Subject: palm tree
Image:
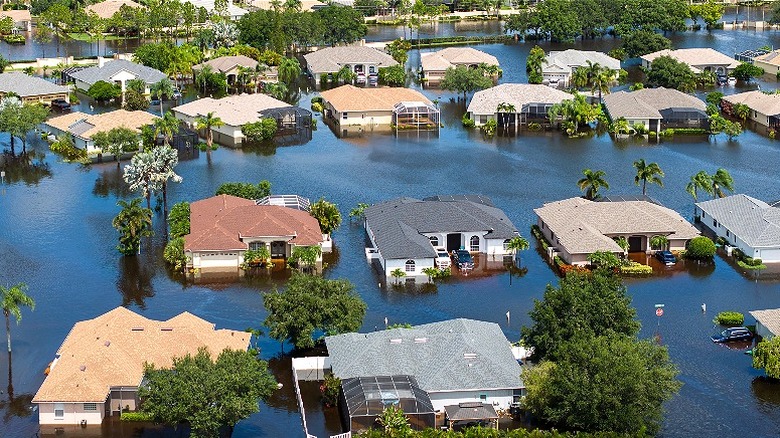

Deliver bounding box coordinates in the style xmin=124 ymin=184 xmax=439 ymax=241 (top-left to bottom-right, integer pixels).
xmin=0 ymin=283 xmax=35 ymax=353
xmin=153 ymin=111 xmax=180 ymax=149
xmin=496 ymin=102 xmax=516 ymax=132
xmin=571 ymin=67 xmax=589 ymax=89
xmin=590 ymin=68 xmax=613 ymax=102
xmin=710 ymin=168 xmax=735 ymax=198
xmin=685 ymin=170 xmax=713 ymax=201
xmin=112 ymin=198 xmax=153 ymax=255
xmin=611 ymin=117 xmax=631 ymax=137
xmin=506 ymin=235 xmax=530 ymax=266
xmin=577 ymin=168 xmax=609 ymax=200
xmin=633 ymin=159 xmax=664 ymax=196
xmin=150 ymin=79 xmax=175 ymax=115
xmin=390 ymin=268 xmax=406 ymax=285
xmin=194 ymin=112 xmax=225 ymax=159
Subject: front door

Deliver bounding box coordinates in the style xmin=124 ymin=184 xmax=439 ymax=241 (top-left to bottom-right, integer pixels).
xmin=628 ymin=236 xmax=643 ymax=252
xmin=446 ymin=233 xmax=461 ymax=252
xmin=271 ymin=241 xmax=286 ymax=258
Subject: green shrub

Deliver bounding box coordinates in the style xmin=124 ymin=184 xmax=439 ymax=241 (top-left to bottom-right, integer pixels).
xmin=531 ymin=225 xmax=551 ymax=250
xmin=311 ymin=101 xmax=324 ymax=113
xmin=168 ymin=201 xmax=190 ymax=239
xmin=241 ymin=118 xmax=277 ymax=143
xmin=714 ymin=311 xmax=744 ymax=326
xmin=737 ymin=259 xmax=766 ymax=270
xmin=619 ymin=261 xmax=653 ymax=276
xmin=163 ymin=237 xmax=187 ymax=271
xmin=461 ymin=112 xmax=475 ymax=128
xmin=120 ymin=411 xmax=153 ymax=422
xmin=686 ymin=236 xmax=716 ymax=260
xmin=527 ymin=122 xmax=542 ymax=131
xmin=480 ymin=118 xmax=497 ymax=137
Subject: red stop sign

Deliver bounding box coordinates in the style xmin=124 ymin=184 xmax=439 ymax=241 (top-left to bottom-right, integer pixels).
xmin=656 ymin=308 xmax=664 ymax=317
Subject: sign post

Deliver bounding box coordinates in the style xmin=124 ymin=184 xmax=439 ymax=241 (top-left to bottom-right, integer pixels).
xmin=655 ymin=304 xmax=665 ymax=334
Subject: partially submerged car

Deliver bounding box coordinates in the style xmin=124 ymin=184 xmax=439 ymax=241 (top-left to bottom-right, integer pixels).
xmin=452 ymin=249 xmax=474 ymax=272
xmin=434 ymin=246 xmax=451 ymax=269
xmin=711 ymin=327 xmax=753 ymax=343
xmin=655 ymin=250 xmax=677 ymax=265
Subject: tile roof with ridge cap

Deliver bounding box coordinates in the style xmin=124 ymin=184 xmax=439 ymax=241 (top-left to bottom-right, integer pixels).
xmin=192 ymin=55 xmax=258 ymax=74
xmin=534 ymin=197 xmax=700 ymax=255
xmin=69 ymin=59 xmax=167 ymax=86
xmin=603 ymin=87 xmax=706 ymax=120
xmin=85 ymin=0 xmax=143 ymax=19
xmin=750 ymin=308 xmax=780 ymax=337
xmin=32 ymin=307 xmax=250 ymax=403
xmin=695 ymin=194 xmax=780 ymax=247
xmin=303 ymin=46 xmax=397 ymax=75
xmin=46 ymin=110 xmax=159 ymax=140
xmin=171 ymin=94 xmax=293 ymax=127
xmin=320 ymin=85 xmax=432 ymax=113
xmin=0 ymin=9 xmax=31 ymax=22
xmin=0 ymin=72 xmax=69 ymax=98
xmin=754 ymin=49 xmax=780 ymax=66
xmin=420 ymin=47 xmax=499 ymax=72
xmin=466 ymin=83 xmax=571 ymax=115
xmin=542 ymin=49 xmax=621 ymax=73
xmin=723 ymin=91 xmax=780 ymax=117
xmin=640 ymin=48 xmax=739 ymax=73
xmin=184 ymin=194 xmax=324 ymax=252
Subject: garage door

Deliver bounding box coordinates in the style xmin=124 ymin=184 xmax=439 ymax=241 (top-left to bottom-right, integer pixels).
xmin=759 ymin=249 xmax=780 ymax=263
xmin=197 ymin=252 xmax=240 ymax=268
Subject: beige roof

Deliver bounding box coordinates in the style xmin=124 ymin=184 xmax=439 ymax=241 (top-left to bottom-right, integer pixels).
xmin=0 ymin=9 xmax=31 ymax=22
xmin=534 ymin=197 xmax=700 ymax=255
xmin=603 ymin=87 xmax=706 ymax=120
xmin=46 ymin=110 xmax=159 ymax=140
xmin=33 ymin=307 xmax=250 ymax=403
xmin=754 ymin=50 xmax=780 ymax=67
xmin=192 ymin=55 xmax=258 ymax=74
xmin=172 ymin=94 xmax=290 ymax=127
xmin=303 ymin=46 xmax=397 ymax=75
xmin=640 ymin=48 xmax=739 ymax=73
xmin=320 ymin=84 xmax=431 ymax=112
xmin=542 ymin=49 xmax=621 ymax=74
xmin=467 ymin=83 xmax=571 ymax=115
xmin=420 ymin=47 xmax=499 ymax=72
xmin=750 ymin=308 xmax=780 ymax=336
xmin=85 ymin=0 xmax=143 ymax=19
xmin=251 ymin=0 xmax=323 ymax=9
xmin=723 ymin=90 xmax=780 ymax=117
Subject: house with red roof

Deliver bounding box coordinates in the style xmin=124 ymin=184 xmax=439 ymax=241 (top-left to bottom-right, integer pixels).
xmin=184 ymin=194 xmax=327 ymax=269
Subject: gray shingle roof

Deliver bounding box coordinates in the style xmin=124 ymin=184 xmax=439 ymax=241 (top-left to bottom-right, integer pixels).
xmin=603 ymin=87 xmax=706 ymax=120
xmin=0 ymin=72 xmax=69 ymax=98
xmin=466 ymin=83 xmax=571 ymax=115
xmin=696 ymin=194 xmax=780 ymax=247
xmin=444 ymin=403 xmax=498 ymax=421
xmin=303 ymin=46 xmax=397 ymax=75
xmin=326 ymin=319 xmax=524 ymax=393
xmin=364 ymin=197 xmax=518 ymax=259
xmin=69 ymin=59 xmax=167 ymax=86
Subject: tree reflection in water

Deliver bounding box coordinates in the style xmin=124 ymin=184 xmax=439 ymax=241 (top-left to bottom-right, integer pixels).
xmin=751 ymin=376 xmax=780 ymax=416
xmin=0 ymin=150 xmax=52 ymax=186
xmin=116 ymin=255 xmax=155 ymax=309
xmin=93 ymin=167 xmax=132 ymax=198
xmin=0 ymin=352 xmax=34 ymax=423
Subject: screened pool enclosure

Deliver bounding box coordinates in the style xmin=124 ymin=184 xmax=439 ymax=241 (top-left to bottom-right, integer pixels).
xmin=340 ymin=375 xmax=435 ymax=433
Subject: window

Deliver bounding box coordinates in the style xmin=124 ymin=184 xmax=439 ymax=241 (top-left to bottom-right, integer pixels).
xmin=726 ymin=230 xmax=730 ymax=238
xmin=429 ymin=236 xmax=439 ymax=246
xmin=479 ymin=394 xmax=487 ymax=401
xmin=470 ymin=236 xmax=480 ymax=252
xmin=503 ymin=239 xmax=511 ymax=251
xmin=342 ymin=112 xmax=348 ymax=120
xmin=249 ymin=242 xmax=265 ymax=251
xmin=713 ymin=220 xmax=719 ymax=228
xmin=702 ymin=212 xmax=706 ymax=218
xmin=405 ymin=260 xmax=415 ymax=273
xmin=54 ymin=403 xmax=64 ymax=419
xmin=83 ymin=403 xmax=97 ymax=411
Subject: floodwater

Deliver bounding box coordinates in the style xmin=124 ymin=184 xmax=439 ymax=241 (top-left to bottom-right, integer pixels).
xmin=2 ymin=27 xmax=780 ymax=438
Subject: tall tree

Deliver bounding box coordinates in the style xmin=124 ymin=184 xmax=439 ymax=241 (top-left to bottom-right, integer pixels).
xmin=710 ymin=168 xmax=735 ymax=198
xmin=526 ymin=45 xmax=546 ymax=84
xmin=112 ymin=198 xmax=154 ymax=255
xmin=310 ymin=197 xmax=342 ymax=236
xmin=277 ymin=56 xmax=301 ymax=86
xmin=153 ymin=111 xmax=181 ymax=148
xmin=633 ymin=159 xmax=664 ymax=195
xmin=263 ymin=274 xmax=367 ymax=349
xmin=2 ymin=103 xmax=49 ymax=155
xmin=440 ymin=65 xmax=493 ymax=100
xmin=685 ymin=170 xmax=713 ymax=201
xmin=194 ymin=112 xmax=225 ymax=159
xmin=0 ymin=283 xmax=35 ymax=353
xmin=150 ymin=79 xmax=175 ymax=115
xmin=124 ymin=150 xmax=161 ymax=210
xmin=92 ymin=127 xmax=139 ymax=168
xmin=577 ymin=168 xmax=609 ymax=200
xmin=150 ymin=145 xmax=182 ymax=217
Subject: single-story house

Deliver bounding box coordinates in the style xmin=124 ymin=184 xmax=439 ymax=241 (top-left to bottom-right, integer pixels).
xmin=602 ymin=87 xmax=709 ymax=134
xmin=363 ymin=195 xmax=518 ymax=278
xmin=32 ymin=307 xmax=250 ymax=427
xmin=46 ymin=109 xmax=159 ymax=152
xmin=191 ymin=55 xmax=277 ymax=84
xmin=749 ymin=308 xmax=780 ymax=340
xmin=325 ymin=318 xmax=524 ymax=433
xmin=185 ymin=0 xmax=247 ymax=19
xmin=695 ymin=194 xmax=780 ymax=263
xmin=304 ymin=46 xmax=397 ymax=86
xmin=640 ymin=48 xmax=739 ymax=75
xmin=320 ymin=84 xmax=439 ymax=136
xmin=184 ymin=194 xmax=328 ymax=270
xmin=722 ymin=90 xmax=780 ymax=129
xmin=420 ymin=47 xmax=499 ymax=85
xmin=0 ymin=9 xmax=32 ymax=32
xmin=171 ymin=93 xmax=312 ymax=147
xmin=68 ymin=58 xmax=167 ymax=94
xmin=753 ymin=49 xmax=780 ymax=76
xmin=85 ymin=0 xmax=144 ymax=19
xmin=534 ymin=196 xmax=700 ymax=266
xmin=541 ymin=49 xmax=621 ymax=88
xmin=0 ymin=72 xmax=69 ymax=105
xmin=466 ymin=83 xmax=571 ymax=130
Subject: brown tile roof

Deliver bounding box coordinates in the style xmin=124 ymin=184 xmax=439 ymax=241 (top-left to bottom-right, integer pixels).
xmin=85 ymin=0 xmax=143 ymax=19
xmin=172 ymin=94 xmax=290 ymax=127
xmin=46 ymin=110 xmax=159 ymax=140
xmin=722 ymin=90 xmax=780 ymax=117
xmin=184 ymin=194 xmax=324 ymax=252
xmin=754 ymin=49 xmax=780 ymax=67
xmin=192 ymin=55 xmax=258 ymax=74
xmin=750 ymin=308 xmax=780 ymax=337
xmin=32 ymin=307 xmax=250 ymax=403
xmin=0 ymin=9 xmax=31 ymax=22
xmin=420 ymin=47 xmax=499 ymax=72
xmin=320 ymin=85 xmax=431 ymax=113
xmin=534 ymin=197 xmax=700 ymax=255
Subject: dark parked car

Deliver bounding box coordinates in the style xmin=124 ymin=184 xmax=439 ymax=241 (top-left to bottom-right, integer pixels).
xmin=711 ymin=327 xmax=753 ymax=343
xmin=452 ymin=249 xmax=474 ymax=271
xmin=50 ymin=98 xmax=71 ymax=110
xmin=655 ymin=250 xmax=677 ymax=265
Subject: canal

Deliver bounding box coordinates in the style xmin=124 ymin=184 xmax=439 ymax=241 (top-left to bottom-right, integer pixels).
xmin=1 ymin=27 xmax=780 ymax=438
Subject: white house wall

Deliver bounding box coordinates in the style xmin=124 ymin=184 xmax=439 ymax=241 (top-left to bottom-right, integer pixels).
xmin=428 ymin=389 xmax=518 ymax=412
xmin=696 ymin=208 xmax=768 ymax=260
xmin=38 ymin=401 xmax=105 ymax=425
xmin=384 ymin=257 xmax=436 ymax=277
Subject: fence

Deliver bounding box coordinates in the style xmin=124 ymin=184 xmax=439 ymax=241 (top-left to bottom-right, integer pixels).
xmin=291 ymin=356 xmax=337 ymax=438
